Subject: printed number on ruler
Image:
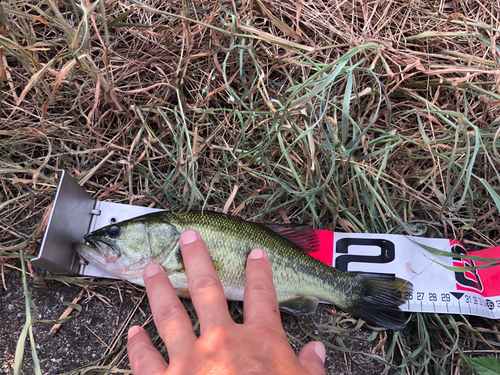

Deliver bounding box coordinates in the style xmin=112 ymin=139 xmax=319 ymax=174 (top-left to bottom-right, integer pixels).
xmin=335 ymin=238 xmax=395 ymax=274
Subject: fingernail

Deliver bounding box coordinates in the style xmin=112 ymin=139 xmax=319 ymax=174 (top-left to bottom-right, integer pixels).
xmin=180 ymin=230 xmax=198 ymax=245
xmin=314 ymin=341 xmax=326 ymax=363
xmin=128 ymin=326 xmax=141 ymax=339
xmin=144 ymin=264 xmax=161 ymax=278
xmin=249 ymin=248 xmax=265 ymax=259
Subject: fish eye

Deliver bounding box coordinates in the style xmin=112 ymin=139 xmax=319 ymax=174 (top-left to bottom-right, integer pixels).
xmin=106 ymin=225 xmax=121 ymax=238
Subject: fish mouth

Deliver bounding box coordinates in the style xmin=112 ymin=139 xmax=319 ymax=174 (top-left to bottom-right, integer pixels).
xmin=74 ymin=242 xmax=97 ymax=257
xmin=74 ymin=237 xmax=149 ymax=283
xmin=74 ymin=241 xmax=104 ymax=267
xmin=76 ymin=236 xmax=120 ymax=264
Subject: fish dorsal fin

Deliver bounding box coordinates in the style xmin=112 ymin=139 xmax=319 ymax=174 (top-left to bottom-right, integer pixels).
xmin=279 ymin=296 xmax=319 ymax=315
xmin=258 ymin=223 xmax=319 ymax=252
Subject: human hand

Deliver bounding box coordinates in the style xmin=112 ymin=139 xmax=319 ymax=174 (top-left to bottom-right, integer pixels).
xmin=127 ymin=229 xmax=326 ymax=375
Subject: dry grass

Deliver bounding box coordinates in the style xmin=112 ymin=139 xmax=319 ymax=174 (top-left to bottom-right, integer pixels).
xmin=1 ymin=0 xmax=500 ymax=373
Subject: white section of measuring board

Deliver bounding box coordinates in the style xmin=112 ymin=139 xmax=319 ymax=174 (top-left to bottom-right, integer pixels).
xmin=89 ymin=201 xmax=165 ymax=232
xmin=331 ymin=232 xmax=500 ymax=318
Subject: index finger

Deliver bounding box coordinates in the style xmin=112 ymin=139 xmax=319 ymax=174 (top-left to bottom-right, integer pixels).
xmin=180 ymin=230 xmax=232 ymax=333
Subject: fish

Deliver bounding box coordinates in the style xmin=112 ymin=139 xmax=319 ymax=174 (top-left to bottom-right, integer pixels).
xmin=74 ymin=210 xmax=413 ymax=330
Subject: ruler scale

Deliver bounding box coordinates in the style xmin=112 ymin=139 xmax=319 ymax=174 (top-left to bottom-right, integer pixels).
xmin=310 ymin=231 xmax=500 ymax=319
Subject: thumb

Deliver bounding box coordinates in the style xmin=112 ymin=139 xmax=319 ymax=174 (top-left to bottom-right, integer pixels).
xmin=297 ymin=341 xmax=326 ymax=375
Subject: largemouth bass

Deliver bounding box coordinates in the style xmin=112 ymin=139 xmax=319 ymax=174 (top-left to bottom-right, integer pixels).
xmin=74 ymin=211 xmax=413 ymax=330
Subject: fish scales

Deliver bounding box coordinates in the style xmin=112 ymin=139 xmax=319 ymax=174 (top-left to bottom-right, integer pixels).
xmin=75 ymin=211 xmax=413 ymax=330
xmin=162 ymin=212 xmax=343 ymax=304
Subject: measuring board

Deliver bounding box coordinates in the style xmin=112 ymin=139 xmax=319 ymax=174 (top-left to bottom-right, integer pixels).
xmin=33 ymin=170 xmax=500 ymax=320
xmin=310 ymin=231 xmax=500 ymax=319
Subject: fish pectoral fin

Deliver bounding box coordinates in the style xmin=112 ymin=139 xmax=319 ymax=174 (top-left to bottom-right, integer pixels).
xmin=175 ymin=288 xmax=191 ymax=299
xmin=278 ymin=296 xmax=319 ymax=315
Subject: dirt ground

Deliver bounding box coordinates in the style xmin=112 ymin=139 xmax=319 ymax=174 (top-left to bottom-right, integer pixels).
xmin=1 ymin=259 xmax=395 ymax=375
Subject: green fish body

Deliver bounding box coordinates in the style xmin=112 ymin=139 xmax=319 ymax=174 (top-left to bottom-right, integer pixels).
xmin=74 ymin=211 xmax=412 ymax=330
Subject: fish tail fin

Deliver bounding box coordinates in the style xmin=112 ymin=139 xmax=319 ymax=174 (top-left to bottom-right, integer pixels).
xmin=345 ymin=272 xmax=413 ymax=330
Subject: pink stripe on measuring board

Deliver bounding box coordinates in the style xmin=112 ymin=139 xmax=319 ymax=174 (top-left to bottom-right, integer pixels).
xmin=308 ymin=230 xmax=334 ymax=266
xmin=454 ymin=244 xmax=500 ymax=298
